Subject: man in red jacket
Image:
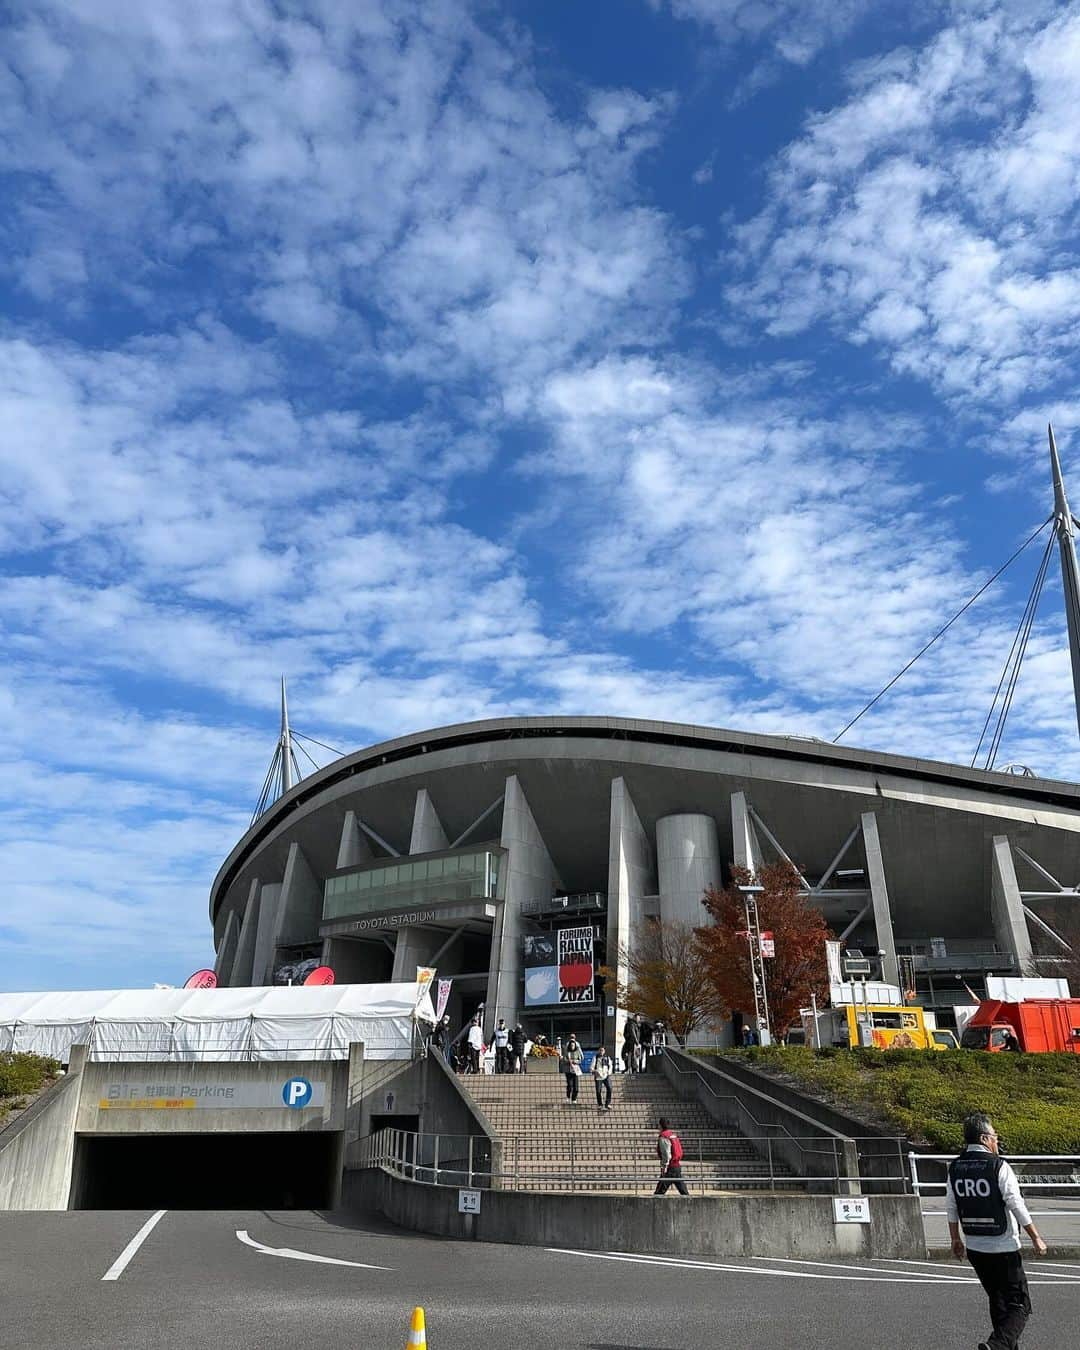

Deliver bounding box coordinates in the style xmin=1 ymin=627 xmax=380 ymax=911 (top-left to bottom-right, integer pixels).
xmin=654 ymin=1117 xmax=690 ymax=1196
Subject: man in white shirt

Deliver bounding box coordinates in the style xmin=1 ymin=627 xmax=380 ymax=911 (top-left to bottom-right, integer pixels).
xmin=493 ymin=1019 xmax=510 ymax=1074
xmin=466 ymin=1018 xmax=484 ymax=1075
xmin=947 ymin=1112 xmax=1047 ymax=1350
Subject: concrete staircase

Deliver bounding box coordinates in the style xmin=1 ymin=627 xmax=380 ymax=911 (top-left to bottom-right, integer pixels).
xmin=460 ymin=1069 xmax=791 ymax=1194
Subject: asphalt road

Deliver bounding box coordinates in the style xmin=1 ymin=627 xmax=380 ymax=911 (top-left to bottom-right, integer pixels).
xmin=4 ymin=1209 xmax=1079 ymax=1350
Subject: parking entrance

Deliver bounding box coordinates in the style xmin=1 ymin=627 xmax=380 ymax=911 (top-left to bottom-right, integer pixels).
xmin=71 ymin=1131 xmax=342 ymax=1209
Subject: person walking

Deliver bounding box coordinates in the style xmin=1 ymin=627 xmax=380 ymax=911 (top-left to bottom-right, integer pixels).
xmin=466 ymin=1017 xmax=484 ymax=1075
xmin=948 ymin=1112 xmax=1046 ymax=1350
xmin=654 ymin=1117 xmax=690 ymax=1196
xmin=621 ymin=1014 xmax=639 ymax=1073
xmin=430 ymin=1016 xmax=448 ymax=1061
xmin=563 ymin=1033 xmax=584 ymax=1104
xmin=493 ymin=1018 xmax=510 ymax=1074
xmin=639 ymin=1017 xmax=654 ymax=1072
xmin=593 ymin=1045 xmax=614 ymax=1111
xmin=509 ymin=1023 xmax=526 ymax=1074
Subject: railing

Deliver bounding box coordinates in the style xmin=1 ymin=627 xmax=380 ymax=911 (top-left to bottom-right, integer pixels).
xmin=662 ymin=1050 xmax=911 ymax=1193
xmin=358 ymin=1126 xmax=909 ymax=1195
xmin=909 ymin=1152 xmax=1080 ymax=1195
xmin=519 ymin=892 xmax=605 ymax=916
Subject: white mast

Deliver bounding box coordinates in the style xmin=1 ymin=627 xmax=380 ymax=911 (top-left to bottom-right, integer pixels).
xmin=1049 ymin=424 xmax=1080 ymax=741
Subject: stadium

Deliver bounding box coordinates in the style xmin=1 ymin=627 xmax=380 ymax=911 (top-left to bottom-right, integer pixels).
xmin=209 ymin=713 xmax=1080 ymax=1043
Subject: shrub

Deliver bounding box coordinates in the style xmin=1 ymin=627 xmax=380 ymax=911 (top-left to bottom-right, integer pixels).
xmin=0 ymin=1053 xmax=61 ymax=1100
xmin=714 ymin=1045 xmax=1080 ymax=1152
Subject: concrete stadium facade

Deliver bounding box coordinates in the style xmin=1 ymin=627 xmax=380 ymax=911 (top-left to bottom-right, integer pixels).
xmin=209 ymin=716 xmax=1080 ymax=1040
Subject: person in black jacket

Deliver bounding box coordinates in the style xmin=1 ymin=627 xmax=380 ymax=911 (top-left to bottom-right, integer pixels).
xmin=621 ymin=1014 xmax=639 ymax=1073
xmin=509 ymin=1024 xmax=527 ymax=1073
xmin=429 ymin=1016 xmax=449 ymax=1060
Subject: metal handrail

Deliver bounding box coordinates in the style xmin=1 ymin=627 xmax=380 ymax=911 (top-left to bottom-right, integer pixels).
xmin=358 ymin=1125 xmax=908 ymax=1194
xmin=663 ymin=1052 xmax=912 ymax=1191
xmin=909 ymin=1151 xmax=1080 ymax=1194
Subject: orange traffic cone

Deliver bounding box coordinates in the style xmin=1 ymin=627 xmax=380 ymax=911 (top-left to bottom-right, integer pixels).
xmin=406 ymin=1306 xmax=427 ymax=1349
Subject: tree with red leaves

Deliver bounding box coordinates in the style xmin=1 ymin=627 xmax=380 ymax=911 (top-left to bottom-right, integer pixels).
xmin=696 ymin=863 xmax=833 ymax=1037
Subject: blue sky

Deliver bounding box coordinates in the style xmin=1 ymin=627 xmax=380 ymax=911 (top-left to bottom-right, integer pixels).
xmin=4 ymin=0 xmax=1080 ymax=990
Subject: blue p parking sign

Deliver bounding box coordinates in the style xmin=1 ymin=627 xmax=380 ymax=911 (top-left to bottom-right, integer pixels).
xmin=282 ymin=1076 xmax=313 ymax=1109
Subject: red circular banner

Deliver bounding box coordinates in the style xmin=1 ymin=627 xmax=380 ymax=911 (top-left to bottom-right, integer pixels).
xmin=183 ymin=969 xmax=218 ymax=989
xmin=303 ymin=966 xmax=335 ymax=986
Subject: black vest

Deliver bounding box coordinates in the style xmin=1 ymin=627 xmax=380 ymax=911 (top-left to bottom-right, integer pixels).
xmin=949 ymin=1152 xmax=1008 ymax=1237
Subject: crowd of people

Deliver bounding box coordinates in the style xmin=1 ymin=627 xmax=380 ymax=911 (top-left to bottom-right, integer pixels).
xmin=428 ymin=1009 xmax=669 ymax=1080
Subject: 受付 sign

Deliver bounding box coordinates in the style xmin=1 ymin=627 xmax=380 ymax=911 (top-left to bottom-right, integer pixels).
xmin=832 ymin=1196 xmax=871 ymax=1224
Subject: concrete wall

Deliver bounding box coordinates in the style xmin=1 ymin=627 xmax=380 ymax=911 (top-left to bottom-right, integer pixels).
xmin=681 ymin=1051 xmax=910 ymax=1194
xmin=345 ymin=1050 xmax=500 ymax=1185
xmin=346 ymin=1166 xmax=926 ymax=1259
xmin=76 ymin=1058 xmax=347 ymax=1135
xmin=0 ymin=1046 xmax=86 ymax=1210
xmin=660 ymin=1048 xmax=863 ymax=1194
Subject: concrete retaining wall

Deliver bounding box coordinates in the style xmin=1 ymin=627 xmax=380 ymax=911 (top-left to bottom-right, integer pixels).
xmin=345 ymin=1165 xmax=926 ymax=1259
xmin=662 ymin=1048 xmax=863 ymax=1193
xmin=686 ymin=1052 xmax=910 ymax=1193
xmin=0 ymin=1046 xmax=86 ymax=1209
xmin=77 ymin=1058 xmax=348 ymax=1134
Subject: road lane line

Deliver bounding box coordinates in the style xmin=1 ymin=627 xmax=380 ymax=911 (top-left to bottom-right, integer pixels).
xmin=101 ymin=1210 xmax=167 ymax=1282
xmin=235 ymin=1229 xmax=392 ymax=1270
xmin=544 ymin=1248 xmax=966 ymax=1283
xmin=751 ymin=1255 xmax=975 ymax=1281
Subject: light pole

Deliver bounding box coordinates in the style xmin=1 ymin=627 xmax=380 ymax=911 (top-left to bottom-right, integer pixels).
xmin=737 ymin=882 xmax=771 ymax=1046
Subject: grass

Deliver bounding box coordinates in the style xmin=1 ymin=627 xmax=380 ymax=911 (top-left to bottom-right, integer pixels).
xmin=709 ymin=1046 xmax=1080 ymax=1152
xmin=0 ymin=1052 xmax=61 ymax=1128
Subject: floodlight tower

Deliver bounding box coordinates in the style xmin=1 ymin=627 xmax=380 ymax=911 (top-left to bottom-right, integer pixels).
xmin=1049 ymin=424 xmax=1080 ymax=742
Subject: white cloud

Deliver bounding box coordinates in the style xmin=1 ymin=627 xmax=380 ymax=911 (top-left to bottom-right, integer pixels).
xmin=727 ymin=5 xmax=1080 ymax=406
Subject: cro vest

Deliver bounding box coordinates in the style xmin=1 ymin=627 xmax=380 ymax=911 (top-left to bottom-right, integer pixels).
xmin=948 ymin=1152 xmax=1008 ymax=1237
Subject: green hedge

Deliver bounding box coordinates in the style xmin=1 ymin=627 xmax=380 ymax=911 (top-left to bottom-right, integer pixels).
xmin=0 ymin=1052 xmax=61 ymax=1123
xmin=713 ymin=1046 xmax=1080 ymax=1153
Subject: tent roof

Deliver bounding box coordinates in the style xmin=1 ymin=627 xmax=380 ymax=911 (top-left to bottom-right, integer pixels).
xmin=0 ymin=981 xmax=436 ymax=1025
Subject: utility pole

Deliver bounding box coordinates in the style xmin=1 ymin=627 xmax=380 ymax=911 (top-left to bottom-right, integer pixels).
xmin=1049 ymin=424 xmax=1080 ymax=742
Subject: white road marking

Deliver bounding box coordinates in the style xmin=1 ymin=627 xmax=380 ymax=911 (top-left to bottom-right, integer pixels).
xmin=545 ymin=1248 xmax=969 ymax=1283
xmin=101 ymin=1210 xmax=168 ymax=1282
xmin=235 ymin=1229 xmax=392 ymax=1270
xmin=750 ymin=1255 xmax=975 ymax=1282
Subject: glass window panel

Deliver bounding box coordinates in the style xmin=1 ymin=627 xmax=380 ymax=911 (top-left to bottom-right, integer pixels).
xmin=355 ymin=871 xmax=371 ymax=889
xmin=412 ymin=860 xmax=428 ymax=880
xmin=443 ymin=856 xmax=459 ymax=876
xmin=428 ymin=858 xmax=444 ymax=878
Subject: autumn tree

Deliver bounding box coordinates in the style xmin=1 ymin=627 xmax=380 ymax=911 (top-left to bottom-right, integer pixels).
xmin=598 ymin=918 xmax=719 ymax=1046
xmin=696 ymin=862 xmax=832 ymax=1036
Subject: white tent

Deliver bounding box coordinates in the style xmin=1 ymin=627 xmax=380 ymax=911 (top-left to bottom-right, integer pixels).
xmin=0 ymin=982 xmax=436 ymax=1063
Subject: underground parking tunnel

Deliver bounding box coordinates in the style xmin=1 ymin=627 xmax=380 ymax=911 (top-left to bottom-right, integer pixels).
xmin=71 ymin=1131 xmax=343 ymax=1209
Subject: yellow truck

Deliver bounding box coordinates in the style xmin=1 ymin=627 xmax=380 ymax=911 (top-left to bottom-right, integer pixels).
xmin=806 ymin=1002 xmax=949 ymax=1050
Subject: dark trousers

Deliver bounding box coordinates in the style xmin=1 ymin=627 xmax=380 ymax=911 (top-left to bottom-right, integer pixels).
xmin=495 ymin=1046 xmax=509 ymax=1073
xmin=967 ymin=1248 xmax=1031 ymax=1350
xmin=595 ymin=1077 xmax=612 ymax=1108
xmin=654 ymin=1163 xmax=689 ymax=1196
xmin=565 ymin=1071 xmax=579 ymax=1101
xmin=468 ymin=1047 xmax=480 ymax=1074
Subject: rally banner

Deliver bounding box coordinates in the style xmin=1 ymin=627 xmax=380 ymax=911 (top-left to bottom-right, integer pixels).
xmin=557 ymin=925 xmax=595 ymax=1004
xmin=522 ymin=926 xmax=595 ymax=1005
xmin=435 ymin=978 xmax=452 ymax=1021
